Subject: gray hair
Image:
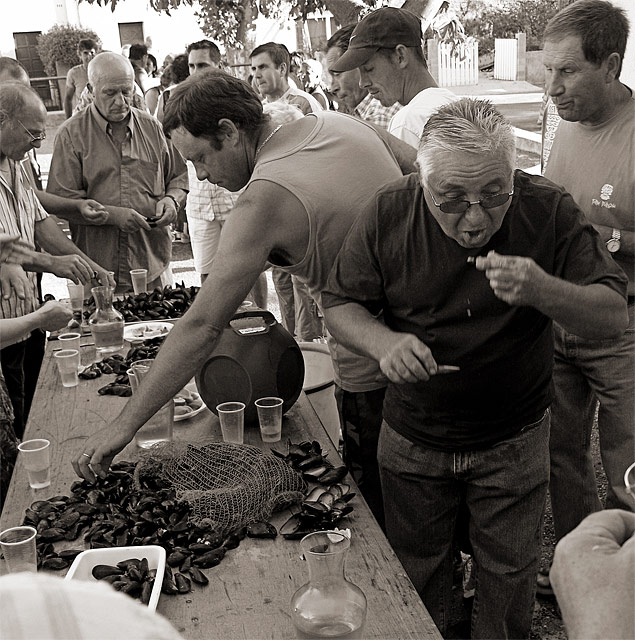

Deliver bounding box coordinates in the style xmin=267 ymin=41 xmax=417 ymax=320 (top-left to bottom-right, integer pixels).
xmin=0 ymin=82 xmax=42 ymax=123
xmin=417 ymin=98 xmax=515 ymax=178
xmin=88 ymin=52 xmax=134 ymax=87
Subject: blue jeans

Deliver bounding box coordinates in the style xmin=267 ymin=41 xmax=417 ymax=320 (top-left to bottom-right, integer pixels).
xmin=550 ymin=301 xmax=635 ymax=541
xmin=378 ymin=412 xmax=550 ymax=639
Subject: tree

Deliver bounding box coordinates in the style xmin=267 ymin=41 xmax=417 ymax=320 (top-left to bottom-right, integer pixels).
xmin=456 ymin=0 xmax=559 ymax=53
xmin=79 ymin=0 xmax=442 ymax=52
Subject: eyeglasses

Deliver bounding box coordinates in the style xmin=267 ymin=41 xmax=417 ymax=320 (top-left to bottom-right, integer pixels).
xmin=625 ymin=461 xmax=635 ymax=504
xmin=17 ymin=119 xmax=46 ymax=143
xmin=427 ymin=187 xmax=514 ymax=214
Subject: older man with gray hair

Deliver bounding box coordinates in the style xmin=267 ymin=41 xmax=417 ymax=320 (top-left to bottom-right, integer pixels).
xmin=321 ymin=98 xmax=629 ymax=638
xmin=47 ymin=52 xmax=188 ymax=293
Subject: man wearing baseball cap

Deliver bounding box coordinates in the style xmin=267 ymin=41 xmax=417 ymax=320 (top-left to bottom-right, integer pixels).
xmin=331 ymin=7 xmax=456 ymax=148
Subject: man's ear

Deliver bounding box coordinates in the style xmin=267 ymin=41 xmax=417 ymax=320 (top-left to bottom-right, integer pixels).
xmin=605 ymin=52 xmax=621 ymax=83
xmin=279 ymin=62 xmax=288 ymax=78
xmin=394 ymin=45 xmax=409 ymax=68
xmin=217 ymin=118 xmax=240 ymax=146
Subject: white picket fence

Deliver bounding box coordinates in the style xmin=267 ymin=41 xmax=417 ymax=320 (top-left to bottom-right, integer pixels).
xmin=436 ymin=40 xmax=479 ymax=86
xmin=494 ymin=38 xmax=518 ymax=80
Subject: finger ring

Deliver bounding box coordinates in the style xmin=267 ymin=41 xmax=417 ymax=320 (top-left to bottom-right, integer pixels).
xmin=82 ymin=453 xmax=91 ymax=459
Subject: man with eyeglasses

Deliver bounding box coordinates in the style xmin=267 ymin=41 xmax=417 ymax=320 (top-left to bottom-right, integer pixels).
xmin=321 ymin=98 xmax=629 ymax=638
xmin=0 ymin=82 xmax=113 ymax=438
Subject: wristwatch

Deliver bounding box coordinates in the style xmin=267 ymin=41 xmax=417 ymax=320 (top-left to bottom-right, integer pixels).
xmin=606 ymin=228 xmax=621 ymax=253
xmin=164 ymin=194 xmax=180 ymax=211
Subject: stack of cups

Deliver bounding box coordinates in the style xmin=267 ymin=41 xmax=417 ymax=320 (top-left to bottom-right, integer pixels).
xmin=54 ymin=349 xmax=79 ymax=387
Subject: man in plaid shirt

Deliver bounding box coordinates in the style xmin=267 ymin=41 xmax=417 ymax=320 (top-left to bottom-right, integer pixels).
xmin=326 ymin=25 xmax=400 ymax=129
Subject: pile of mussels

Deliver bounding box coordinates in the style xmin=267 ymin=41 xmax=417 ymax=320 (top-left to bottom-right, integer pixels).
xmin=83 ymin=283 xmax=199 ymax=323
xmin=79 ymin=336 xmax=167 ymax=396
xmin=22 ymin=461 xmax=250 ymax=598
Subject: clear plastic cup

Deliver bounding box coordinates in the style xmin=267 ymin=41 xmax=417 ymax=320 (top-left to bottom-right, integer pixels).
xmin=255 ymin=397 xmax=284 ymax=442
xmin=130 ymin=269 xmax=148 ymax=295
xmin=129 ymin=360 xmax=174 ymax=448
xmin=217 ymin=402 xmax=245 ymax=444
xmin=54 ymin=349 xmax=79 ymax=387
xmin=66 ymin=281 xmax=84 ymax=312
xmin=0 ymin=526 xmax=37 ymax=573
xmin=57 ymin=333 xmax=81 ymax=369
xmin=17 ymin=439 xmax=51 ymax=489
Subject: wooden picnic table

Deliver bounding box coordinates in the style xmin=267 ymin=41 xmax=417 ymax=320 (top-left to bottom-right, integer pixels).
xmin=1 ymin=336 xmax=441 ymax=640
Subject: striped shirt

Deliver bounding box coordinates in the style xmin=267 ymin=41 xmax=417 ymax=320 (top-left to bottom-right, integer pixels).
xmin=0 ymin=157 xmax=47 ymax=320
xmin=355 ymin=94 xmax=401 ymax=130
xmin=186 ymin=163 xmax=238 ymax=223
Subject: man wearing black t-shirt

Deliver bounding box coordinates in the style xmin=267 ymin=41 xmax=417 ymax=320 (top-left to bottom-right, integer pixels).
xmin=322 ymin=99 xmax=628 ymax=639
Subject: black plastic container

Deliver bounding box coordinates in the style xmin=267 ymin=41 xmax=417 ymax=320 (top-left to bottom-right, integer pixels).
xmin=196 ymin=309 xmax=305 ymax=425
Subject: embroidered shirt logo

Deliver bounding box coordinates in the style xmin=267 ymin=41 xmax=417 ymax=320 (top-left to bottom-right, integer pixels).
xmin=592 ymin=183 xmax=616 ymax=209
xmin=600 ymin=184 xmax=613 ymax=201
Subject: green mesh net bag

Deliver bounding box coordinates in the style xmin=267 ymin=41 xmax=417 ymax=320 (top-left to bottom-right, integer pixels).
xmin=134 ymin=441 xmax=306 ymax=535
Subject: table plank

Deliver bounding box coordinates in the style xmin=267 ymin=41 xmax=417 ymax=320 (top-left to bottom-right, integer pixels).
xmin=1 ymin=340 xmax=441 ymax=640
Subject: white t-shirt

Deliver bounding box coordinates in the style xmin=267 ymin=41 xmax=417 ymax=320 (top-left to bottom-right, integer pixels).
xmin=389 ymin=87 xmax=458 ymax=149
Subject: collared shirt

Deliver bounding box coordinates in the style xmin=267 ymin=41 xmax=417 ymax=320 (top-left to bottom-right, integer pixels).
xmin=186 ymin=163 xmax=238 ymax=223
xmin=354 ymin=94 xmax=401 ymax=130
xmin=46 ymin=104 xmax=188 ymax=292
xmin=0 ymin=157 xmax=47 ymax=320
xmin=273 ymin=85 xmax=324 ymax=115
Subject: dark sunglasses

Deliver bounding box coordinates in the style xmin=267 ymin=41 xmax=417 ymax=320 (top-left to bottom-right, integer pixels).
xmin=428 ymin=187 xmax=514 ymax=214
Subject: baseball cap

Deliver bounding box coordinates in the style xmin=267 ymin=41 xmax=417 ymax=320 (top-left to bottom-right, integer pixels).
xmin=330 ymin=7 xmax=423 ymax=73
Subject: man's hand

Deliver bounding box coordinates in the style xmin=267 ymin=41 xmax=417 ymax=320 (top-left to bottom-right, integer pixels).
xmin=551 ymin=509 xmax=635 ymax=639
xmin=107 ymin=207 xmax=152 ymax=233
xmin=34 ymin=300 xmax=73 ymax=331
xmin=152 ymin=196 xmax=178 ymax=228
xmin=50 ymin=254 xmax=94 ymax=284
xmin=78 ymin=199 xmax=109 ymax=225
xmin=378 ymin=333 xmax=439 ymax=384
xmin=93 ymin=267 xmax=116 ymax=289
xmin=73 ymin=425 xmax=136 ymax=482
xmin=0 ymin=263 xmax=32 ymax=301
xmin=475 ymin=250 xmax=546 ymax=306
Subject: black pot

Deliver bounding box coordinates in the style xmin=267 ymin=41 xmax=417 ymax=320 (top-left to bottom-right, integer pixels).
xmin=196 ymin=309 xmax=305 ymax=425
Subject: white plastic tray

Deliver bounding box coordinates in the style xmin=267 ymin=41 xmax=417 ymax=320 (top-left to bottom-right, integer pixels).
xmin=65 ymin=545 xmax=166 ymax=611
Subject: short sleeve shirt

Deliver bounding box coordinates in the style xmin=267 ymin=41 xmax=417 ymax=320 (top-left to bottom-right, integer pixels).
xmin=322 ymin=171 xmax=628 ymax=450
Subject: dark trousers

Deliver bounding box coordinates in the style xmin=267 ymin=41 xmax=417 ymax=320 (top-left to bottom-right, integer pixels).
xmin=0 ymin=329 xmax=46 ymax=440
xmin=334 ymin=384 xmax=386 ymax=530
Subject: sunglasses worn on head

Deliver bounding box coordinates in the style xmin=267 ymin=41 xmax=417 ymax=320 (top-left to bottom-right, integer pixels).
xmin=428 ymin=187 xmax=514 ymax=214
xmin=17 ymin=119 xmax=46 ymax=143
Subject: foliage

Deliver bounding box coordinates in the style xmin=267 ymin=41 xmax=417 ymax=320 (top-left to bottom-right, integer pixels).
xmin=36 ymin=24 xmax=101 ymax=76
xmin=78 ymin=0 xmax=378 ymax=52
xmin=455 ymin=0 xmax=559 ymax=53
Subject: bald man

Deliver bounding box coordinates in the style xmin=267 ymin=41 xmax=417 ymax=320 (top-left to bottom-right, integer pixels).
xmin=47 ymin=53 xmax=188 ymax=293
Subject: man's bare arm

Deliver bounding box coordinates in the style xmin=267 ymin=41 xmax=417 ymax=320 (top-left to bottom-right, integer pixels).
xmin=73 ymin=181 xmax=311 ymax=481
xmin=63 ymin=81 xmax=75 ymax=119
xmin=369 ymin=125 xmax=417 ymax=175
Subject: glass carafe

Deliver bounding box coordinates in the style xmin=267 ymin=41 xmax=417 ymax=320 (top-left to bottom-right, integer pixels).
xmin=88 ymin=286 xmax=124 ymax=356
xmin=291 ymin=531 xmax=367 ymax=639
